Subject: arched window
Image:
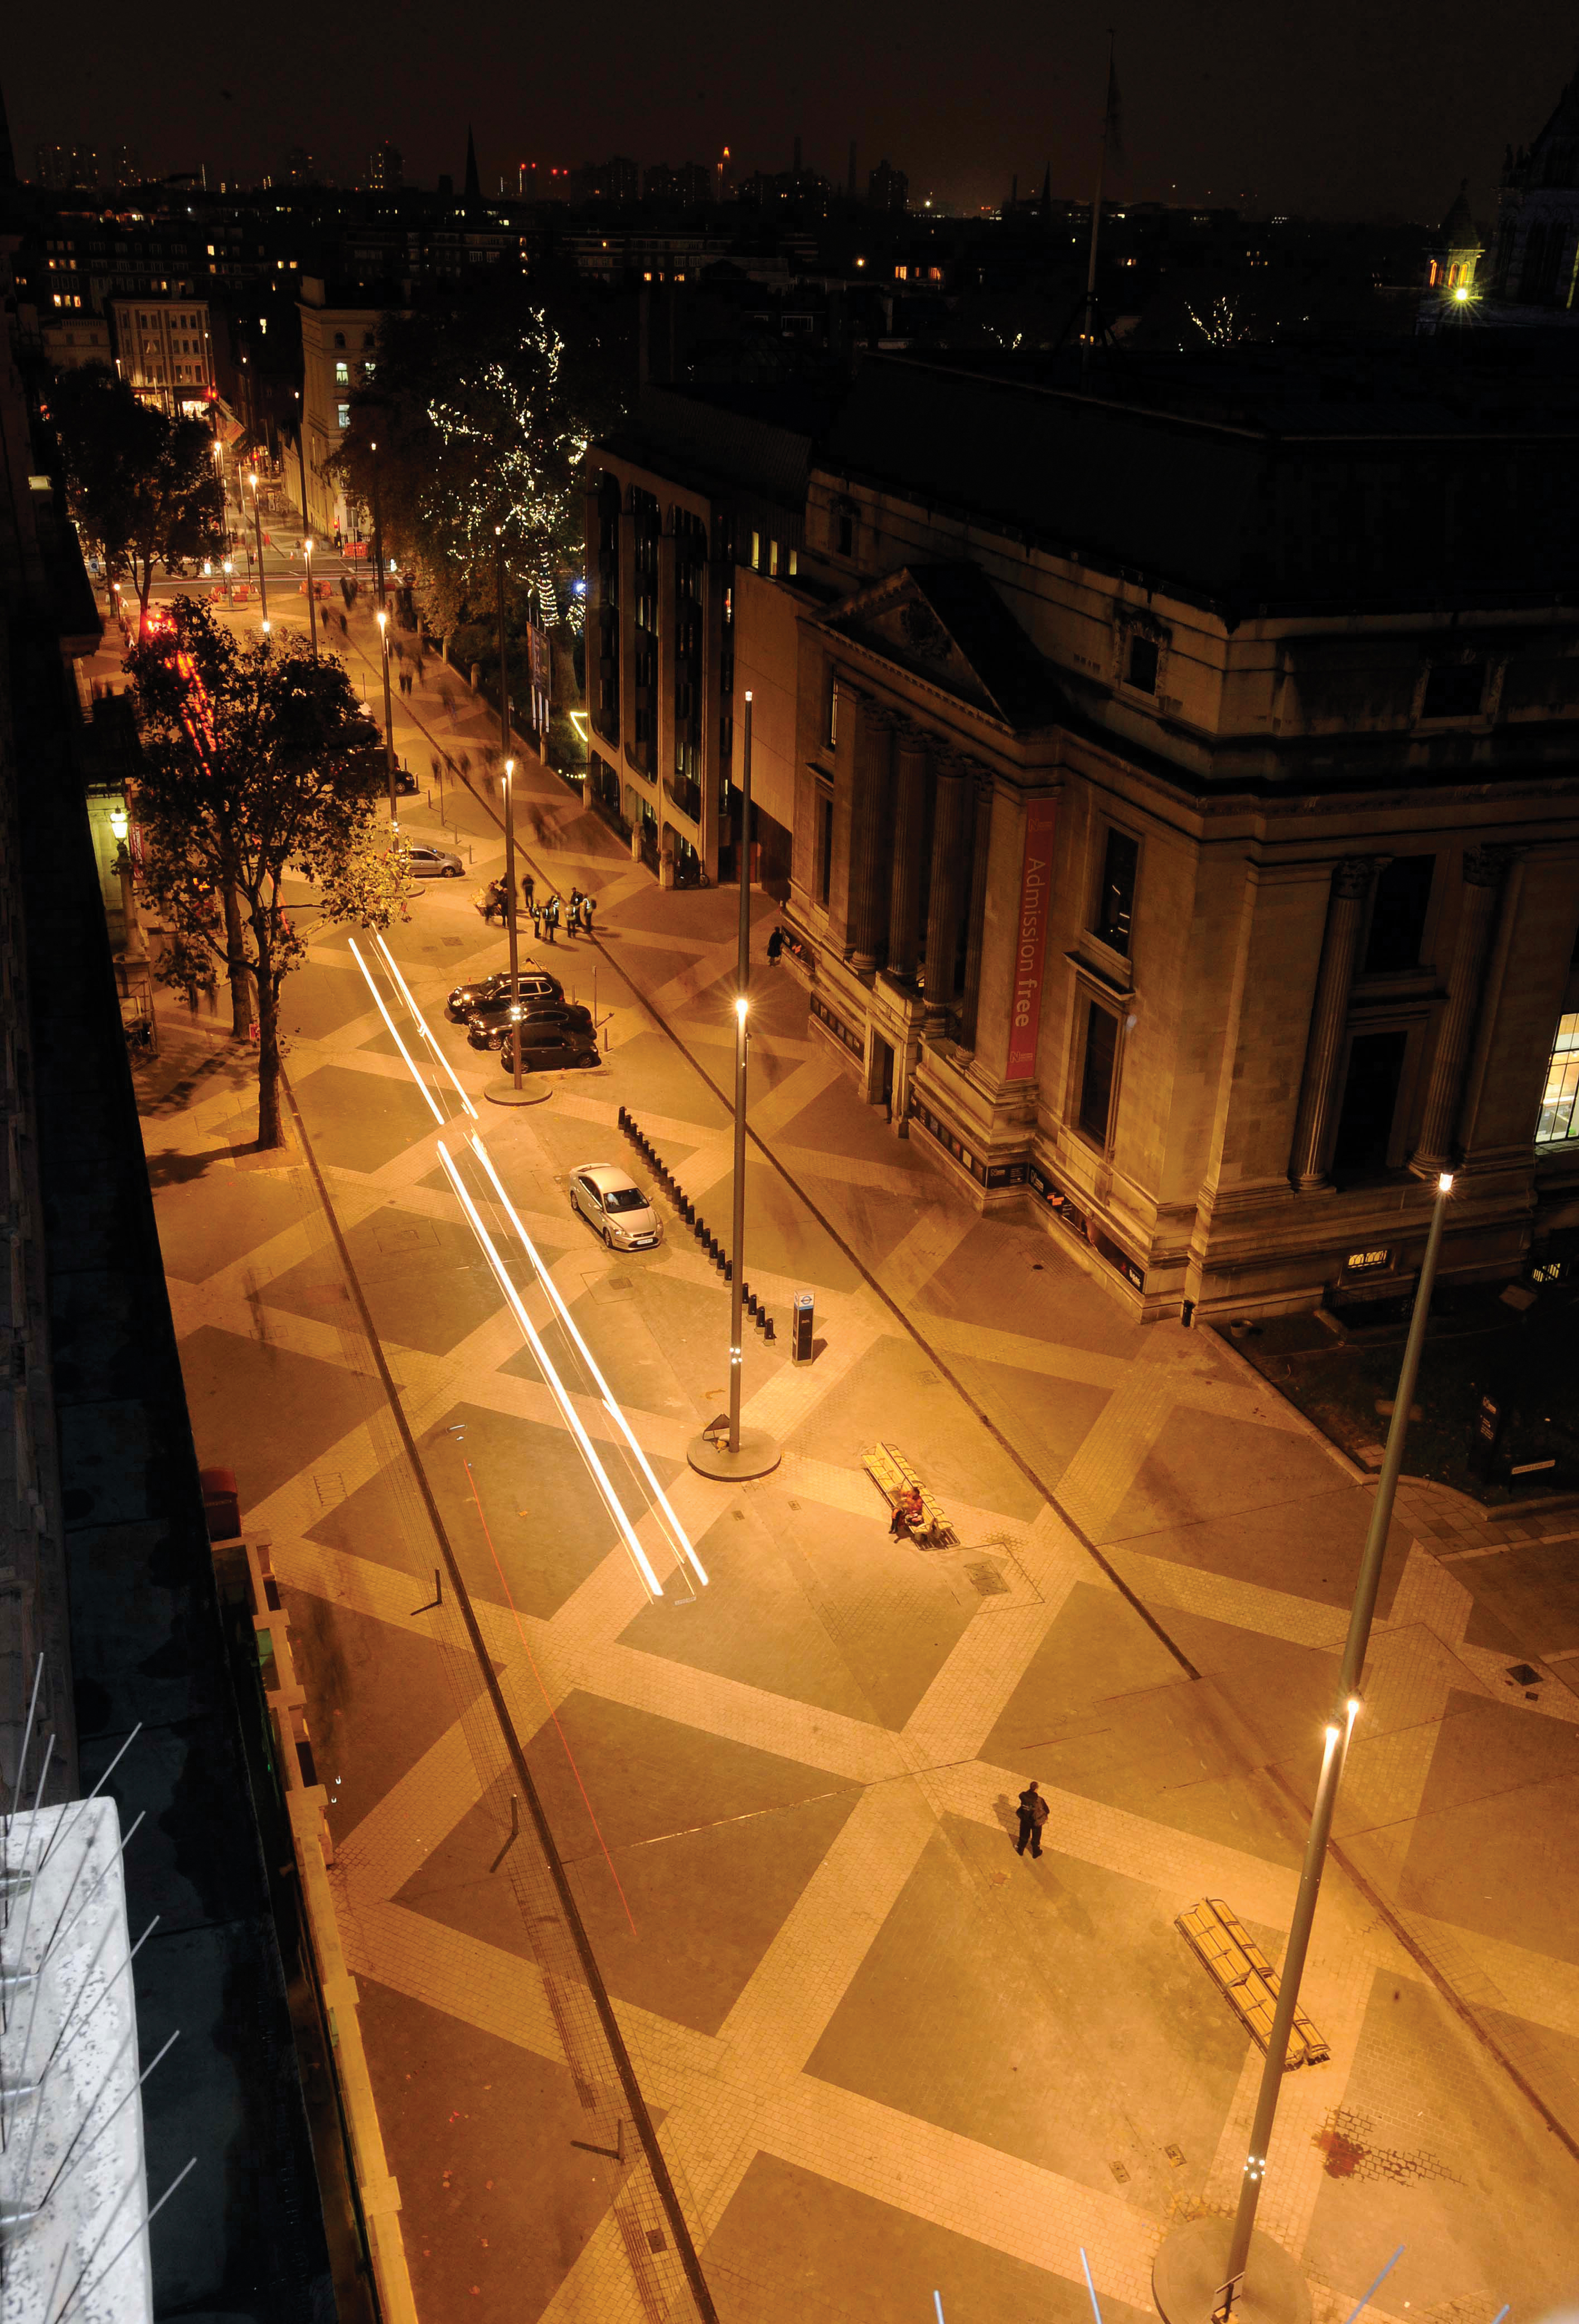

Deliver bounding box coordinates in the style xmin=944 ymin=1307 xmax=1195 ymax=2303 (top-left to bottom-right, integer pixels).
xmin=333 ymin=331 xmax=346 ymax=348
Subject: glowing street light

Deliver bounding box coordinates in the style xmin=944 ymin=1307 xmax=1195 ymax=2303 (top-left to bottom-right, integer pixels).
xmin=247 ymin=468 xmax=270 ymax=635
xmin=689 ymin=691 xmax=780 ymax=1480
xmin=302 ymin=535 xmax=318 ymax=659
xmin=1155 ymin=1171 xmax=1459 ymax=2324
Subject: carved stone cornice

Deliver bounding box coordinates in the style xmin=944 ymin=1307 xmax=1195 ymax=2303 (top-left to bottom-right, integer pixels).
xmin=1332 ymin=856 xmax=1374 ymax=901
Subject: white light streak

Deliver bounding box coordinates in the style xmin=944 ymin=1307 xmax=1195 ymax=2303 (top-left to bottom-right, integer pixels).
xmin=468 ymin=1135 xmax=708 ymax=1588
xmin=436 ymin=1142 xmax=666 ymax=1598
xmin=371 ymin=929 xmax=478 ymax=1118
xmin=348 ymin=938 xmax=444 ymax=1123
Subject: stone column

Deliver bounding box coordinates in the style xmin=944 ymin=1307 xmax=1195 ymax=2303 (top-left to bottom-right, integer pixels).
xmin=885 ymin=726 xmax=929 ymax=982
xmin=959 ymin=768 xmax=995 ymax=1049
xmin=826 ymin=683 xmax=864 ymax=953
xmin=1455 ymin=852 xmax=1527 ymax=1155
xmin=923 ymin=758 xmax=967 ymax=1016
xmin=1288 ymin=856 xmax=1373 ymax=1191
xmin=1410 ymin=849 xmax=1506 ymax=1176
xmin=849 ymin=700 xmax=896 ymax=971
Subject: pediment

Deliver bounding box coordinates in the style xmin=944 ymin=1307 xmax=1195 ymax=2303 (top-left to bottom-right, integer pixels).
xmin=821 ymin=563 xmax=1059 ymax=727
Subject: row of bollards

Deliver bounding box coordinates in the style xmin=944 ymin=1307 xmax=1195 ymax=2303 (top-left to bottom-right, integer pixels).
xmin=618 ymin=1106 xmax=776 ymax=1343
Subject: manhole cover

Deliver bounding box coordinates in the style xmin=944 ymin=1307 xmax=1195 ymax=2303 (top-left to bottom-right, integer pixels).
xmin=1165 ymin=2143 xmax=1185 ymax=2167
xmin=966 ymin=1562 xmax=1010 ymax=1597
xmin=1109 ymin=2160 xmax=1130 ymax=2184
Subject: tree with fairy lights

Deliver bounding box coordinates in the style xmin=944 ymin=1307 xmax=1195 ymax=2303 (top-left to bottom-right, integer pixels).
xmin=127 ymin=598 xmax=410 ymax=1150
xmin=331 ymin=277 xmax=620 ymax=648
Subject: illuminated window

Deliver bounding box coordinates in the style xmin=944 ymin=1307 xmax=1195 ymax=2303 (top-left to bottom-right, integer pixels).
xmin=1538 ymin=1013 xmax=1579 ymax=1145
xmin=769 ymin=540 xmax=779 ymax=576
xmin=750 ymin=530 xmax=761 ymax=570
xmin=337 ymin=401 xmax=351 ymax=429
xmin=827 ymin=678 xmax=840 ymax=748
xmin=788 ymin=546 xmax=798 ymax=575
xmin=1094 ymin=829 xmax=1139 ymax=956
xmin=335 ymin=361 xmax=349 ymax=385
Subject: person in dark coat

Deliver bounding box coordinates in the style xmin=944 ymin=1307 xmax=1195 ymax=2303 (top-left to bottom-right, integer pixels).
xmin=1015 ymin=1781 xmax=1049 ymax=1858
xmin=521 ymin=870 xmax=535 ymax=911
xmin=766 ymin=924 xmax=784 ymax=965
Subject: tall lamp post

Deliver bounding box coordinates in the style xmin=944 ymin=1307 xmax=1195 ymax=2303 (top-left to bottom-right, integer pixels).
xmin=248 ymin=470 xmax=270 ymax=636
xmin=376 ymin=609 xmax=398 ymax=835
xmin=486 ymin=532 xmax=546 ymax=1107
xmin=303 ymin=535 xmax=319 ymax=659
xmin=1153 ymin=1173 xmax=1459 ymax=2324
xmin=370 ymin=437 xmax=386 ymax=614
xmin=687 ymin=691 xmax=781 ymax=1482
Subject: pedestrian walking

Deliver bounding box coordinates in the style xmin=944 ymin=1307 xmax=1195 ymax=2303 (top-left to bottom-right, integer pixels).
xmin=438 ymin=681 xmax=455 ymax=724
xmin=521 ymin=870 xmax=535 ymax=911
xmin=482 ymin=883 xmax=497 ymax=927
xmin=430 ymin=753 xmax=442 ymax=787
xmin=1014 ymin=1781 xmax=1049 ymax=1859
xmin=766 ymin=924 xmax=784 ymax=966
xmin=338 ymin=611 xmax=348 ymax=637
xmin=458 ymin=749 xmax=472 ymax=781
xmin=415 ymin=648 xmax=427 ymax=680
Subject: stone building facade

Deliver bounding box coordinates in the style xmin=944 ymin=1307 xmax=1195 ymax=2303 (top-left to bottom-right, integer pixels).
xmin=587 ymin=348 xmax=1579 ymax=1323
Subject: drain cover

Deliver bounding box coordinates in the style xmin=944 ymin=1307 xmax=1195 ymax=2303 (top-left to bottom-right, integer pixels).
xmin=966 ymin=1562 xmax=1010 ymax=1597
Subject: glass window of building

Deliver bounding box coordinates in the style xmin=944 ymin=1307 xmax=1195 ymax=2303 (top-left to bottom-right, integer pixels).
xmin=1078 ymin=1003 xmax=1120 ymax=1146
xmin=1364 ymin=856 xmax=1433 ymax=974
xmin=1126 ymin=635 xmax=1159 ymax=693
xmin=1094 ymin=829 xmax=1139 ymax=956
xmin=1537 ymin=1013 xmax=1579 ymax=1145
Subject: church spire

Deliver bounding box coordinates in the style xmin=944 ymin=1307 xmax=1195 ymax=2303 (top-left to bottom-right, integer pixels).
xmin=463 ymin=124 xmax=481 ymax=202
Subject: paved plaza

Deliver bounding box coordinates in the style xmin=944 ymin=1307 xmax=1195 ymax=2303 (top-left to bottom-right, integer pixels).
xmin=107 ymin=589 xmax=1579 ymax=2324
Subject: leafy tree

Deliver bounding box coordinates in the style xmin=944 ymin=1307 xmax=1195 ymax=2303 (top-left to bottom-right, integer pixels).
xmin=47 ymin=365 xmax=224 ymax=621
xmin=127 ymin=598 xmax=410 ymax=1149
xmin=331 ymin=277 xmax=623 ymax=644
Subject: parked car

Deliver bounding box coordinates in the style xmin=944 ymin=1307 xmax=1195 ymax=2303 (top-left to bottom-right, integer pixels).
xmin=445 ymin=967 xmax=563 ymax=1023
xmin=399 ymin=843 xmax=464 ymax=879
xmin=391 ymin=766 xmax=420 ymax=796
xmin=467 ymin=1000 xmax=594 ymax=1051
xmin=569 ymin=1164 xmax=664 ymax=1250
xmin=487 ymin=1025 xmax=601 ymax=1073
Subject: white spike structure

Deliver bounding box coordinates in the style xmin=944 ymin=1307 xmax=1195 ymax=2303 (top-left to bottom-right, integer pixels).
xmin=1 ymin=1799 xmax=155 ymax=2324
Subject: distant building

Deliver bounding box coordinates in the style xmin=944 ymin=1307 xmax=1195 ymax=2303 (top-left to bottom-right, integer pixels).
xmin=1417 ymin=181 xmax=1484 ymax=334
xmin=643 ymin=161 xmax=713 ymax=206
xmin=369 ymin=141 xmax=403 ymax=192
xmin=107 ymin=296 xmax=216 ymax=414
xmin=1491 ymin=62 xmax=1579 ymax=311
xmin=34 ymin=142 xmax=96 ymax=190
xmin=41 ymin=314 xmax=111 ymax=370
xmin=868 ymin=158 xmax=908 ymax=212
xmin=572 ymin=156 xmax=640 ymax=205
xmin=296 ymin=277 xmax=390 ymax=536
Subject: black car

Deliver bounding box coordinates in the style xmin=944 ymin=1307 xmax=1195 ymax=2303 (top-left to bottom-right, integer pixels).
xmin=392 ymin=766 xmax=420 ymax=796
xmin=445 ymin=967 xmax=563 ymax=1023
xmin=488 ymin=1024 xmax=601 ymax=1073
xmin=466 ymin=999 xmax=594 ymax=1050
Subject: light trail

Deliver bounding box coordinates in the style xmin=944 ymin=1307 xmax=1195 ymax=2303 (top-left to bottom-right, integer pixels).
xmin=435 ymin=1141 xmax=666 ymax=1599
xmin=371 ymin=928 xmax=478 ymax=1120
xmin=347 ymin=937 xmax=444 ymax=1124
xmin=469 ymin=1132 xmax=709 ymax=1589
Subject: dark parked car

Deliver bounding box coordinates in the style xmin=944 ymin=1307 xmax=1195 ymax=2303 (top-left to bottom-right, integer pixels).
xmin=484 ymin=1023 xmax=600 ymax=1073
xmin=466 ymin=1000 xmax=594 ymax=1051
xmin=391 ymin=766 xmax=420 ymax=795
xmin=445 ymin=967 xmax=563 ymax=1024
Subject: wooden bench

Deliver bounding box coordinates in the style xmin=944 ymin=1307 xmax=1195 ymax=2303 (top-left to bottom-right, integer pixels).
xmin=861 ymin=1442 xmax=956 ymax=1547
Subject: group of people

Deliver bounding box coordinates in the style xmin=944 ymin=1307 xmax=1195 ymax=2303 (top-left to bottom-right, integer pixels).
xmin=479 ymin=876 xmax=597 ymax=945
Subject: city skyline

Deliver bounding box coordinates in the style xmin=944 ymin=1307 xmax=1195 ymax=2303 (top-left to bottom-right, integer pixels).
xmin=9 ymin=0 xmax=1579 ymax=221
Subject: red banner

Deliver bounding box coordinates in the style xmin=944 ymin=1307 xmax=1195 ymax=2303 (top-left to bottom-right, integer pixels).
xmin=1005 ymin=796 xmax=1058 ymax=1081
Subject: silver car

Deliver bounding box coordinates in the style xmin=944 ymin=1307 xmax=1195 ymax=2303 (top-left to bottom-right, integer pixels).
xmin=401 ymin=843 xmax=464 ymax=879
xmin=569 ymin=1164 xmax=663 ymax=1251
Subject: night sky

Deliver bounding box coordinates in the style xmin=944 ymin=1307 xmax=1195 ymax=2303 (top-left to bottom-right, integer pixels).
xmin=9 ymin=0 xmax=1578 ymax=225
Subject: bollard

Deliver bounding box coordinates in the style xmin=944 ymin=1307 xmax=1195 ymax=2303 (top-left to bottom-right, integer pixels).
xmin=764 ymin=1318 xmax=776 ymax=1343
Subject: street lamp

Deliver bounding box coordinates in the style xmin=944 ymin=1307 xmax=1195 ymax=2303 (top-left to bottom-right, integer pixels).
xmin=376 ymin=608 xmax=398 ymax=835
xmin=248 ymin=469 xmax=270 ymax=635
xmin=1153 ymin=1170 xmax=1459 ymax=2324
xmin=688 ymin=690 xmax=781 ymax=1481
xmin=303 ymin=535 xmax=318 ymax=659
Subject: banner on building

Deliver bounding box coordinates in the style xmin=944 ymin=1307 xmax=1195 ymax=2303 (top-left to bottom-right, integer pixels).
xmin=1005 ymin=796 xmax=1058 ymax=1082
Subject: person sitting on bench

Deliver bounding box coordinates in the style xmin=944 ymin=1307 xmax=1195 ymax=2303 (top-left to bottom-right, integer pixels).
xmin=889 ymin=1484 xmax=925 ymax=1538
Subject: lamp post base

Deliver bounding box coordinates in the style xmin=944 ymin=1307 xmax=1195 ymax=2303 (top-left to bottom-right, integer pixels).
xmin=685 ymin=1426 xmax=782 ymax=1482
xmin=485 ymin=1074 xmax=551 ymax=1107
xmin=1152 ymin=2223 xmax=1311 ymax=2324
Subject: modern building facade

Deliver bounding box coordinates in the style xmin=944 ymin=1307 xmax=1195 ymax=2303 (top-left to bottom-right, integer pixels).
xmin=588 ymin=347 xmax=1579 ymax=1321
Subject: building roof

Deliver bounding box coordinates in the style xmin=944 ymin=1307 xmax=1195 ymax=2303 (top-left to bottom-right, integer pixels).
xmin=818 ymin=348 xmax=1579 ymax=616
xmin=1437 ymin=178 xmax=1478 ymax=247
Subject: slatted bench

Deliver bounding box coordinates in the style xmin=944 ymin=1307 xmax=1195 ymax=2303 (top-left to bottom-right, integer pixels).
xmin=861 ymin=1442 xmax=956 ymax=1547
xmin=1176 ymin=1897 xmax=1329 ymax=2070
